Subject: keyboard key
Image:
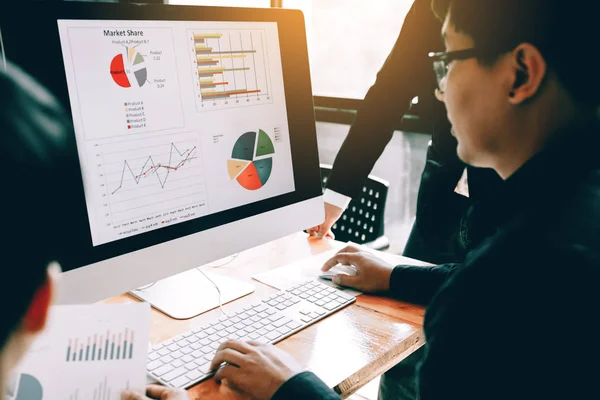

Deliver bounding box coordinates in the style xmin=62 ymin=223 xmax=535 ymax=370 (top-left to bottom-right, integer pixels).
xmin=194 ymin=332 xmax=207 ymax=340
xmin=171 ymin=350 xmax=184 ymax=359
xmin=204 ymin=328 xmax=217 ymax=335
xmin=182 ymin=331 xmax=194 ymax=338
xmin=191 ymin=350 xmax=203 ymax=359
xmin=172 ymin=359 xmax=184 ymax=368
xmin=299 ymin=309 xmax=311 ymax=315
xmin=167 ymin=344 xmax=180 ymax=352
xmin=250 ymin=315 xmax=262 ymax=323
xmin=153 ymin=364 xmax=174 ymax=377
xmin=287 ymin=321 xmax=303 ymax=330
xmin=301 ymin=316 xmax=313 ymax=323
xmin=171 ymin=375 xmax=191 ymax=388
xmin=199 ymin=338 xmax=211 ymax=346
xmin=148 ymin=352 xmax=160 ymax=361
xmin=255 ymin=305 xmax=268 ymax=313
xmin=234 ymin=323 xmax=246 ymax=330
xmin=275 ymin=304 xmax=287 ymax=311
xmin=230 ymin=316 xmax=241 ymax=324
xmin=314 ymin=309 xmax=326 ymax=316
xmin=147 ymin=359 xmax=163 ymax=371
xmin=316 ymin=300 xmax=326 ymax=307
xmin=323 ymin=302 xmax=341 ymax=311
xmin=198 ymin=362 xmax=211 ymax=374
xmin=266 ymin=331 xmax=281 ymax=341
xmin=180 ymin=346 xmax=193 ymax=355
xmin=163 ymin=367 xmax=187 ymax=382
xmin=160 ymin=355 xmax=174 ymax=364
xmin=245 ymin=309 xmax=257 ymax=316
xmin=162 ymin=339 xmax=174 ymax=346
xmin=212 ymin=324 xmax=225 ymax=332
xmin=266 ymin=309 xmax=277 ymax=316
xmin=307 ymin=296 xmax=319 ymax=303
xmin=262 ymin=324 xmax=276 ymax=332
xmin=217 ymin=330 xmax=229 ymax=338
xmin=186 ymin=369 xmax=204 ymax=382
xmin=257 ymin=328 xmax=268 ymax=336
xmin=273 ymin=317 xmax=293 ymax=328
xmin=185 ymin=361 xmax=198 ymax=371
xmin=291 ymin=298 xmax=301 ymax=304
xmin=191 ymin=342 xmax=203 ymax=350
xmin=251 ymin=322 xmax=264 ymax=330
xmin=249 ymin=332 xmax=260 ymax=340
xmin=182 ymin=354 xmax=194 ymax=363
xmin=268 ymin=314 xmax=284 ymax=322
xmin=226 ymin=326 xmax=237 ymax=334
xmin=308 ymin=312 xmax=321 ymax=320
xmin=238 ymin=312 xmax=250 ymax=319
xmin=277 ymin=326 xmax=291 ymax=335
xmin=157 ymin=347 xmax=170 ymax=356
xmin=209 ymin=334 xmax=221 ymax=342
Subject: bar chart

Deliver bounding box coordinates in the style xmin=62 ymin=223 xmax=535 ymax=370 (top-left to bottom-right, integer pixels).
xmin=66 ymin=329 xmax=135 ymax=362
xmin=189 ymin=29 xmax=272 ymax=111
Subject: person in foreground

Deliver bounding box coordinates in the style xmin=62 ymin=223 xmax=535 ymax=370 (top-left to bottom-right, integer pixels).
xmin=210 ymin=0 xmax=600 ymax=398
xmin=0 ymin=62 xmax=190 ymax=400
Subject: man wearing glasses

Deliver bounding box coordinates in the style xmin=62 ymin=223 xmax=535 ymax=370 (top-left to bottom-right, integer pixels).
xmin=204 ymin=0 xmax=600 ymax=399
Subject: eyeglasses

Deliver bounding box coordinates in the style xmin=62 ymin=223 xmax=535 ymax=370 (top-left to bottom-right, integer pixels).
xmin=428 ymin=48 xmax=480 ymax=94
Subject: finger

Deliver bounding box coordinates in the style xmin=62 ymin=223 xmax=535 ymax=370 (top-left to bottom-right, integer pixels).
xmin=321 ymin=251 xmax=363 ymax=271
xmin=333 ymin=273 xmax=361 ymax=288
xmin=213 ymin=363 xmax=240 ymax=384
xmin=210 ymin=348 xmax=247 ymax=371
xmin=324 ymin=230 xmax=335 ymax=239
xmin=215 ymin=339 xmax=255 ymax=355
xmin=120 ymin=390 xmax=147 ymax=400
xmin=145 ymin=385 xmax=175 ymax=398
xmin=306 ymin=225 xmax=319 ymax=234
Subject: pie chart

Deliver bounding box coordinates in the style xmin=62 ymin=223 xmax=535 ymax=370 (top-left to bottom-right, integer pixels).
xmin=110 ymin=46 xmax=148 ymax=88
xmin=228 ymin=130 xmax=274 ymax=190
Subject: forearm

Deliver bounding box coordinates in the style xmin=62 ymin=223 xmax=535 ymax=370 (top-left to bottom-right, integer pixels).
xmin=388 ymin=263 xmax=460 ymax=306
xmin=272 ymin=372 xmax=341 ymax=400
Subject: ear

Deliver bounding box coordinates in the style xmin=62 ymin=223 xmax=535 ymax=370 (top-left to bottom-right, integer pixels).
xmin=22 ymin=263 xmax=59 ymax=334
xmin=508 ymin=44 xmax=547 ymax=104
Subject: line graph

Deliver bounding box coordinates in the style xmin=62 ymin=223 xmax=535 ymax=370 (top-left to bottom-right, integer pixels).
xmin=88 ymin=132 xmax=209 ymax=245
xmin=111 ymin=144 xmax=197 ymax=195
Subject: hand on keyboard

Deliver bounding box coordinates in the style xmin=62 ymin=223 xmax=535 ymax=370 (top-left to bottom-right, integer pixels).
xmin=146 ymin=280 xmax=355 ymax=389
xmin=121 ymin=384 xmax=189 ymax=400
xmin=210 ymin=340 xmax=303 ymax=400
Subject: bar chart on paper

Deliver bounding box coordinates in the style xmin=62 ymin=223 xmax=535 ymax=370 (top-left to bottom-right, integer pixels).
xmin=66 ymin=328 xmax=135 ymax=362
xmin=189 ymin=29 xmax=272 ymax=111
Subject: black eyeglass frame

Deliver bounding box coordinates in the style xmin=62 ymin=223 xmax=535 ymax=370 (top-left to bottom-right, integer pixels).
xmin=428 ymin=48 xmax=480 ymax=93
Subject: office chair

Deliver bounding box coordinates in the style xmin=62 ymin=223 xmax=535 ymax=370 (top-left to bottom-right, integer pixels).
xmin=320 ymin=164 xmax=390 ymax=251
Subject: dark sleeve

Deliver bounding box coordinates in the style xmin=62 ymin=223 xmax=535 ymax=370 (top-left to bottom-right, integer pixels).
xmin=388 ymin=262 xmax=460 ymax=305
xmin=272 ymin=372 xmax=341 ymax=400
xmin=325 ymin=0 xmax=444 ymax=199
xmin=416 ymin=237 xmax=600 ymax=400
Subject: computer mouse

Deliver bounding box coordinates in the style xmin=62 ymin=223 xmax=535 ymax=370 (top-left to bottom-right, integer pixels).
xmin=318 ymin=264 xmax=357 ymax=280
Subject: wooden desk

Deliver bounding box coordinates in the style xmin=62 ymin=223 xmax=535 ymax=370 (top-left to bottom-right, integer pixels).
xmin=105 ymin=233 xmax=429 ymax=399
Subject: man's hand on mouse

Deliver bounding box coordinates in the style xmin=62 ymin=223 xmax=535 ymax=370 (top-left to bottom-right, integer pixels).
xmin=210 ymin=340 xmax=303 ymax=400
xmin=322 ymin=245 xmax=394 ymax=293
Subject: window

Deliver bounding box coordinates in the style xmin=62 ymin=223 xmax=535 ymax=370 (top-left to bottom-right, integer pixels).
xmin=285 ymin=0 xmax=415 ymax=99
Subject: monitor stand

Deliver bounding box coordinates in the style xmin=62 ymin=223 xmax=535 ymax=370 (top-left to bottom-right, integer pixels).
xmin=129 ymin=268 xmax=254 ymax=320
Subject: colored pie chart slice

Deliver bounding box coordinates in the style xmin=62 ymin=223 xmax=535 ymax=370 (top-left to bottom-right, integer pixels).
xmin=232 ymin=131 xmax=256 ymax=161
xmin=236 ymin=162 xmax=263 ymax=190
xmin=110 ymin=54 xmax=131 ymax=88
xmin=253 ymin=157 xmax=272 ymax=185
xmin=227 ymin=159 xmax=250 ymax=179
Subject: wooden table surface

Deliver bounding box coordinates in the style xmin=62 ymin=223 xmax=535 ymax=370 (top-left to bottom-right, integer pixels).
xmin=105 ymin=233 xmax=430 ymax=399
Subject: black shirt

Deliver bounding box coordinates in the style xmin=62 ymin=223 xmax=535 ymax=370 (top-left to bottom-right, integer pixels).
xmin=273 ymin=120 xmax=600 ymax=399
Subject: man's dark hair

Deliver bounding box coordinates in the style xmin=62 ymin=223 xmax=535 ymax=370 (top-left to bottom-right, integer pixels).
xmin=0 ymin=61 xmax=73 ymax=349
xmin=431 ymin=0 xmax=598 ymax=107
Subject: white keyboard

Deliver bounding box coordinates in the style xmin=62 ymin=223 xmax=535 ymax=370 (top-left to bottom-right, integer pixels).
xmin=146 ymin=279 xmax=356 ymax=388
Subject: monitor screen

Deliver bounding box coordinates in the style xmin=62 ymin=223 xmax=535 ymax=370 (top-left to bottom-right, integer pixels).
xmin=0 ymin=3 xmax=321 ymax=273
xmin=57 ymin=19 xmax=294 ymax=247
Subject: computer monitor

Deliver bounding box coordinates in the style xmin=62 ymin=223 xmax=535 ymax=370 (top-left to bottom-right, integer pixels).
xmin=0 ymin=2 xmax=323 ymax=317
